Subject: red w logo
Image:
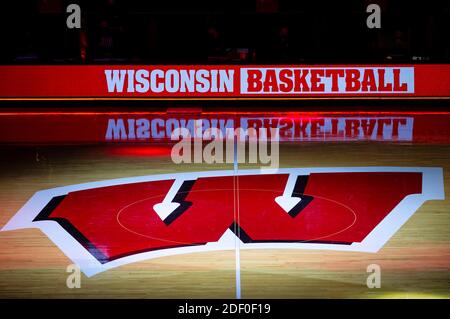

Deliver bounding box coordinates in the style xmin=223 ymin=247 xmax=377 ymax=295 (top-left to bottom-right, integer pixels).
xmin=1 ymin=167 xmax=444 ymax=276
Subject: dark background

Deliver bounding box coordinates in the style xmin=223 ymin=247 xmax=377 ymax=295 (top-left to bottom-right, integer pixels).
xmin=1 ymin=0 xmax=449 ymax=64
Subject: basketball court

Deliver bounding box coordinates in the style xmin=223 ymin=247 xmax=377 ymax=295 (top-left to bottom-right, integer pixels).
xmin=0 ymin=105 xmax=449 ymax=299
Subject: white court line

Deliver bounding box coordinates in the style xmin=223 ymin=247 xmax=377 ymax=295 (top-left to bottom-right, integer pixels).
xmin=234 ymin=135 xmax=241 ymax=299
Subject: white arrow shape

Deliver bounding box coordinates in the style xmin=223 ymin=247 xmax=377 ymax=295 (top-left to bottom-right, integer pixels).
xmin=153 ymin=179 xmax=184 ymax=221
xmin=275 ymin=174 xmax=301 ymax=213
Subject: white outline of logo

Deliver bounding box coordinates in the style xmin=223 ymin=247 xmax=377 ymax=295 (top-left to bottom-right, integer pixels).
xmin=1 ymin=167 xmax=444 ymax=277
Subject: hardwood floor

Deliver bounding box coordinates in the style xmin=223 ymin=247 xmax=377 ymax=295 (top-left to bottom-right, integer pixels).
xmin=0 ymin=143 xmax=448 ymax=298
